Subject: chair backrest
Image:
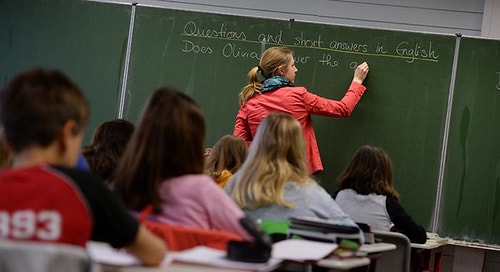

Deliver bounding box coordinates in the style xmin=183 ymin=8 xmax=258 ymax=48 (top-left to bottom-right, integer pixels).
xmin=138 ymin=204 xmax=243 ymax=251
xmin=0 ymin=239 xmax=90 ymax=272
xmin=372 ymin=230 xmax=411 ymax=272
xmin=143 ymin=220 xmax=244 ymax=251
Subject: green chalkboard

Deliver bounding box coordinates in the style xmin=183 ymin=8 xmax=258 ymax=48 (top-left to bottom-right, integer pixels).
xmin=124 ymin=6 xmax=457 ymax=228
xmin=441 ymin=37 xmax=500 ymax=244
xmin=0 ymin=0 xmax=131 ymax=143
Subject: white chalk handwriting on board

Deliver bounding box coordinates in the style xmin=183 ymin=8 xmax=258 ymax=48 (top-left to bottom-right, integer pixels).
xmin=180 ymin=21 xmax=441 ymax=66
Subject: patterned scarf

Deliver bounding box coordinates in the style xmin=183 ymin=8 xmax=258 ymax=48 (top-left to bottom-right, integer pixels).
xmin=260 ymin=76 xmax=294 ymax=93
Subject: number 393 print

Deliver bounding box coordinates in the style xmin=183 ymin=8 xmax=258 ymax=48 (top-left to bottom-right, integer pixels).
xmin=0 ymin=210 xmax=61 ymax=241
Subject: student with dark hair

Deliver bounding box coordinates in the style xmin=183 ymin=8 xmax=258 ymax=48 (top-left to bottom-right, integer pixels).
xmin=83 ymin=118 xmax=135 ymax=184
xmin=335 ymin=145 xmax=427 ymax=244
xmin=0 ymin=68 xmax=166 ymax=266
xmin=234 ymin=46 xmax=369 ymax=174
xmin=205 ymin=134 xmax=248 ymax=188
xmin=114 ymin=87 xmax=251 ymax=239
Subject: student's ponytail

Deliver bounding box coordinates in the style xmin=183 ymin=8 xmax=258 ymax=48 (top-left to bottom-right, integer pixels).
xmin=238 ymin=66 xmax=261 ymax=106
xmin=238 ymin=47 xmax=294 ymax=106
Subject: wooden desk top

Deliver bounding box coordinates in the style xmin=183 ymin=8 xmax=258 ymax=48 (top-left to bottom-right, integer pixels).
xmin=98 ymin=262 xmax=247 ymax=272
xmin=412 ymin=239 xmax=448 ymax=249
xmin=97 ymin=254 xmax=370 ymax=272
xmin=317 ymin=256 xmax=371 ymax=270
xmin=359 ymin=242 xmax=397 ymax=253
xmin=91 ymin=240 xmax=371 ymax=272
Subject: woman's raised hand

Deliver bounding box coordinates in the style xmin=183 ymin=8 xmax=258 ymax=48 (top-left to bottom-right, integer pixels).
xmin=353 ymin=62 xmax=369 ymax=84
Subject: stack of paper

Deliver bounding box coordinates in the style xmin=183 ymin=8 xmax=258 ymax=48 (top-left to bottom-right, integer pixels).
xmin=87 ymin=242 xmax=141 ymax=267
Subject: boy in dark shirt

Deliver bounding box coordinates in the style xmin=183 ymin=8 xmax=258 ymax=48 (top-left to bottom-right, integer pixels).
xmin=0 ymin=68 xmax=166 ymax=266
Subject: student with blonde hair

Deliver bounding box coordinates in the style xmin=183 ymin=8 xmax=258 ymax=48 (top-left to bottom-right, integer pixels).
xmin=206 ymin=134 xmax=248 ymax=188
xmin=234 ymin=46 xmax=369 ymax=174
xmin=226 ymin=112 xmax=357 ymax=226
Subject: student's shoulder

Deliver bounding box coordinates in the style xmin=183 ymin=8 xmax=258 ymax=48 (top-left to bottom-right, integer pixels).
xmin=385 ymin=194 xmax=399 ymax=204
xmin=336 ymin=188 xmax=371 ymax=197
xmin=276 ymin=86 xmax=308 ymax=95
xmin=286 ymin=180 xmax=330 ymax=197
xmin=172 ymin=173 xmax=213 ymax=184
xmin=385 ymin=194 xmax=407 ymax=212
xmin=50 ymin=165 xmax=108 ymax=191
xmin=169 ymin=174 xmax=221 ymax=192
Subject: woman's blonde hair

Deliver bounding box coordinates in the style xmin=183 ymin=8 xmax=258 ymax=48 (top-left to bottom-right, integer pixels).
xmin=238 ymin=47 xmax=294 ymax=106
xmin=228 ymin=112 xmax=312 ymax=209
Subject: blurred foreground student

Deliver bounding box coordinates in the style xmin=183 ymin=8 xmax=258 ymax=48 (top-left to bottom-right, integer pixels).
xmin=226 ymin=112 xmax=358 ymax=228
xmin=83 ymin=118 xmax=135 ymax=185
xmin=335 ymin=145 xmax=427 ymax=244
xmin=113 ymin=87 xmax=251 ymax=240
xmin=205 ymin=134 xmax=248 ymax=188
xmin=234 ymin=46 xmax=369 ymax=174
xmin=0 ymin=68 xmax=166 ymax=266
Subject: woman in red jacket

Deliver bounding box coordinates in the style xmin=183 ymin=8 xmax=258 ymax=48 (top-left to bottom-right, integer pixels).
xmin=233 ymin=46 xmax=370 ymax=174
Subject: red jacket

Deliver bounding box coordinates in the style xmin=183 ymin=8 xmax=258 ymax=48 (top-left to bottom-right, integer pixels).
xmin=233 ymin=81 xmax=366 ymax=174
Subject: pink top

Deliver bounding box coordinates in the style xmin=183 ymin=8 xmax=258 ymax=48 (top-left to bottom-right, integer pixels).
xmin=233 ymin=81 xmax=367 ymax=174
xmin=152 ymin=174 xmax=251 ymax=240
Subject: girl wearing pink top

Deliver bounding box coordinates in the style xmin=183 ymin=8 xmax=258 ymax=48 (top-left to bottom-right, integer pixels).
xmin=114 ymin=88 xmax=251 ymax=240
xmin=234 ymin=46 xmax=370 ymax=174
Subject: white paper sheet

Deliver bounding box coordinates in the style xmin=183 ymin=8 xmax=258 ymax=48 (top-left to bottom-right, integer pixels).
xmin=271 ymin=239 xmax=337 ymax=261
xmin=87 ymin=242 xmax=281 ymax=271
xmin=87 ymin=242 xmax=141 ymax=266
xmin=170 ymin=246 xmax=281 ymax=271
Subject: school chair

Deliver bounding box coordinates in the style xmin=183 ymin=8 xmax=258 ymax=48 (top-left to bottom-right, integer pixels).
xmin=0 ymin=239 xmax=90 ymax=272
xmin=139 ymin=205 xmax=244 ymax=251
xmin=372 ymin=230 xmax=412 ymax=272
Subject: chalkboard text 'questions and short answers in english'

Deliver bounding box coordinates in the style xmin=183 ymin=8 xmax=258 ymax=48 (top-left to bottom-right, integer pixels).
xmin=181 ymin=21 xmax=440 ymax=65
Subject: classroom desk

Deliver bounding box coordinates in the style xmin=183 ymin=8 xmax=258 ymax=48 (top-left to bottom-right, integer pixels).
xmin=316 ymin=256 xmax=370 ymax=271
xmin=89 ymin=240 xmax=372 ymax=272
xmin=360 ymin=242 xmax=397 ymax=254
xmin=359 ymin=242 xmax=397 ymax=272
xmin=97 ymin=262 xmax=262 ymax=272
xmin=411 ymin=240 xmax=447 ymax=272
xmin=95 ymin=256 xmax=371 ymax=272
